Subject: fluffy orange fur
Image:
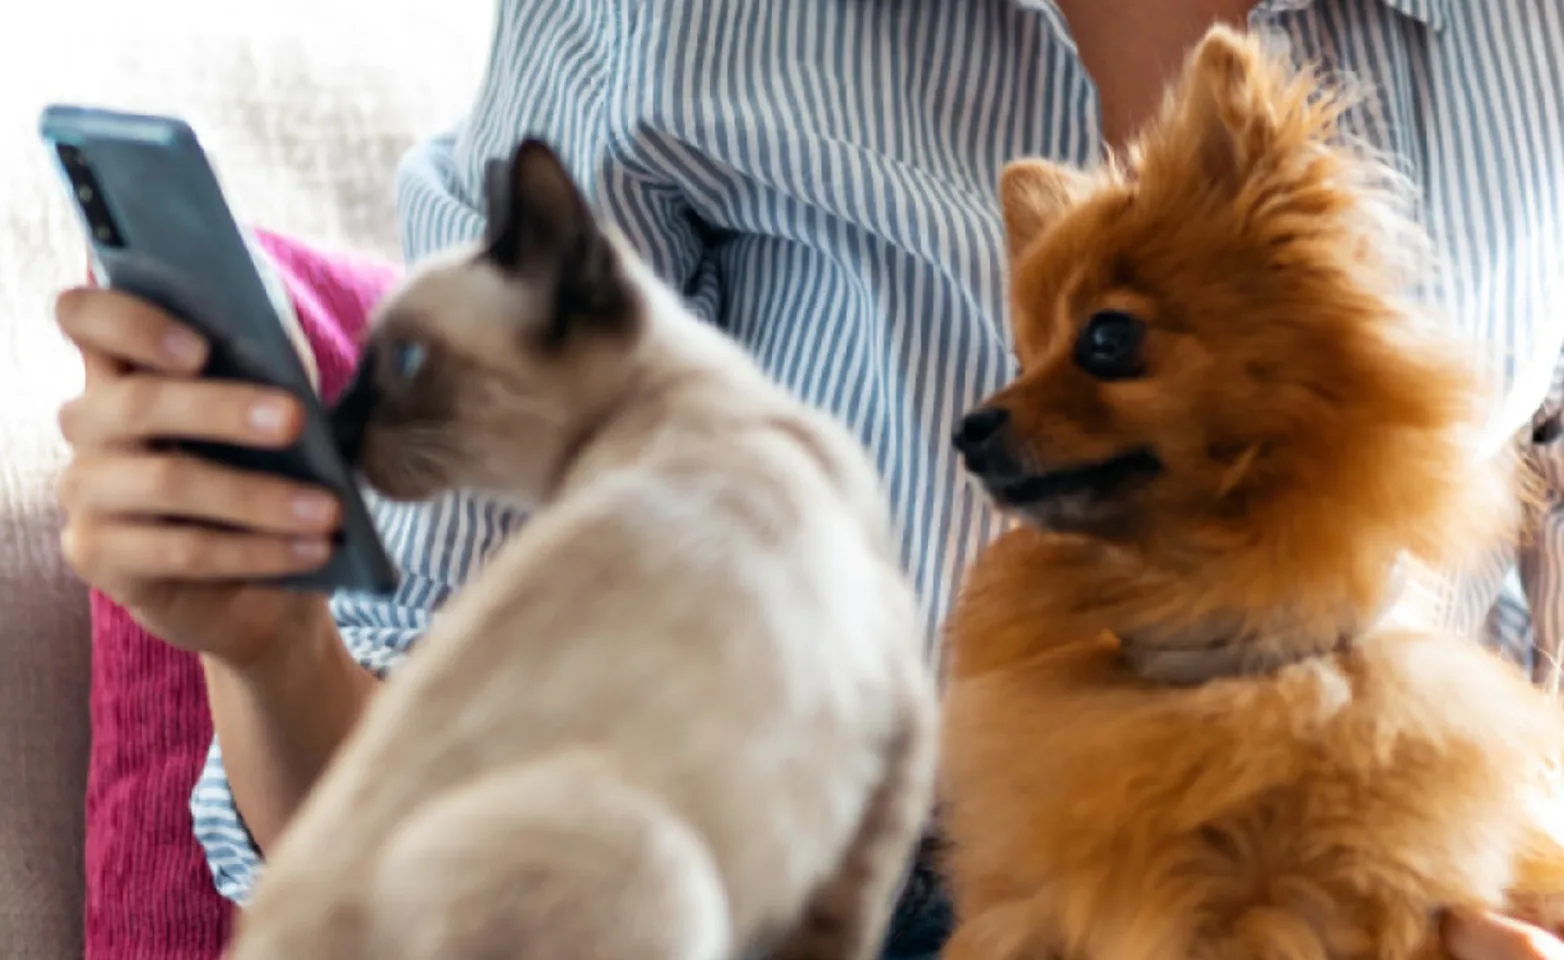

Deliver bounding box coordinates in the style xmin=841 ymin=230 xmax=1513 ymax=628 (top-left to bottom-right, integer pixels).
xmin=939 ymin=26 xmax=1564 ymax=960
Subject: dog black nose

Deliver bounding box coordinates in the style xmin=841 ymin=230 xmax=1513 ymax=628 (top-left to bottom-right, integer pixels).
xmin=953 ymin=407 xmax=1010 ymax=458
xmin=952 ymin=407 xmax=1017 ymax=476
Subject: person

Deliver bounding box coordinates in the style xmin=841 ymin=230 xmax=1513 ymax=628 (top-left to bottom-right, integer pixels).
xmin=51 ymin=1 xmax=1564 ymax=957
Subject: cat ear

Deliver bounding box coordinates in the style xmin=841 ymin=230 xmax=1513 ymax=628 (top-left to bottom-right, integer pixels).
xmin=483 ymin=139 xmax=630 ymax=339
xmin=483 ymin=138 xmax=597 ymax=274
xmin=998 ymin=159 xmax=1091 ymax=258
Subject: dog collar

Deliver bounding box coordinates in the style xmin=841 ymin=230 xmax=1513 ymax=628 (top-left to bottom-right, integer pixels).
xmin=1116 ymin=565 xmax=1407 ymax=687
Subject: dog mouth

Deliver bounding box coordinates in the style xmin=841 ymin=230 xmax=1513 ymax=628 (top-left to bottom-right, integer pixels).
xmin=983 ymin=448 xmax=1163 ymax=509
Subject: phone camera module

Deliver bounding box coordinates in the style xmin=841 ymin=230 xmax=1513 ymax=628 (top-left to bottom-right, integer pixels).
xmin=55 ymin=143 xmax=123 ymax=248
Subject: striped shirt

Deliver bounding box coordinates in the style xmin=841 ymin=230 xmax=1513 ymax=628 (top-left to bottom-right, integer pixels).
xmin=195 ymin=0 xmax=1564 ymax=907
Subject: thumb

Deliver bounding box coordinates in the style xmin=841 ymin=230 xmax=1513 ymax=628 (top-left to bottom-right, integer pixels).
xmin=1444 ymin=910 xmax=1564 ymax=960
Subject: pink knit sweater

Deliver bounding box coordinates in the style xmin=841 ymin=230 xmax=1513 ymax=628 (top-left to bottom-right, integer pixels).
xmin=83 ymin=231 xmax=397 ymax=959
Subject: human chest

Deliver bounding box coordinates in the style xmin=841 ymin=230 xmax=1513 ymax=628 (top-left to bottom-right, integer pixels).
xmin=617 ymin=0 xmax=1563 ymax=427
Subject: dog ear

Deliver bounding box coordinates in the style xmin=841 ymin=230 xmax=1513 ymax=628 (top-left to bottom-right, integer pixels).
xmin=1155 ymin=25 xmax=1270 ymax=192
xmin=999 ymin=159 xmax=1092 ymax=258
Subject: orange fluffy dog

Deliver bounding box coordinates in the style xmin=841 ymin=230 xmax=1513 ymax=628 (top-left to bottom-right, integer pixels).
xmin=939 ymin=25 xmax=1564 ymax=960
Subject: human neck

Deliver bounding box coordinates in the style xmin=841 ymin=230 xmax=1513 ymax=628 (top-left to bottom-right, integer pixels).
xmin=1052 ymin=0 xmax=1262 ymax=151
xmin=1052 ymin=0 xmax=1259 ymax=42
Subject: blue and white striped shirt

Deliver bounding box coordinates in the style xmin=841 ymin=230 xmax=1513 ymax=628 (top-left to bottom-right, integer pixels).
xmin=196 ymin=0 xmax=1564 ymax=904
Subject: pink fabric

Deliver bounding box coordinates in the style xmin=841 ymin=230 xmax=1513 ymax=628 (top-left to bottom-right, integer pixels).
xmin=83 ymin=230 xmax=398 ymax=959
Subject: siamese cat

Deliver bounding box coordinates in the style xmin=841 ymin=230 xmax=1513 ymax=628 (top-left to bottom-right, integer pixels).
xmin=225 ymin=140 xmax=938 ymax=960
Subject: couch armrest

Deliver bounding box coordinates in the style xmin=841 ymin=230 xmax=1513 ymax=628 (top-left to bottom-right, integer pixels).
xmin=0 ymin=460 xmax=92 ymax=960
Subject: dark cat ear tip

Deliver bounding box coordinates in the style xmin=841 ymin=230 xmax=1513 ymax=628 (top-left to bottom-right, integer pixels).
xmin=511 ymin=137 xmax=566 ymax=170
xmin=484 ymin=139 xmax=563 ymax=190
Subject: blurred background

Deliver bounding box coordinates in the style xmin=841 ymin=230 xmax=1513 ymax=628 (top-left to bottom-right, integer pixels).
xmin=0 ymin=3 xmax=492 ymax=955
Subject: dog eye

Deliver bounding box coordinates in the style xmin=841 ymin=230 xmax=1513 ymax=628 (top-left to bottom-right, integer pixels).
xmin=1073 ymin=310 xmax=1145 ymax=380
xmin=388 ymin=340 xmax=427 ymax=381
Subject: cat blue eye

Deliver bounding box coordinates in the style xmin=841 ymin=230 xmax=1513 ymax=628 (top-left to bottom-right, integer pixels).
xmin=1073 ymin=310 xmax=1146 ymax=381
xmin=390 ymin=340 xmax=427 ymax=381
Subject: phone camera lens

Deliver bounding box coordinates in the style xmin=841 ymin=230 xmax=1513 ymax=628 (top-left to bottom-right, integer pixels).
xmin=54 ymin=144 xmax=124 ymax=248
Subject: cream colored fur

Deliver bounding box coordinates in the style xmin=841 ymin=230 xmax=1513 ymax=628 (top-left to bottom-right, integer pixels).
xmin=226 ymin=146 xmax=937 ymax=960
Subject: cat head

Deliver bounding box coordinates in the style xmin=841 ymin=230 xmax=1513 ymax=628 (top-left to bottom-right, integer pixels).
xmin=329 ymin=139 xmax=642 ymax=505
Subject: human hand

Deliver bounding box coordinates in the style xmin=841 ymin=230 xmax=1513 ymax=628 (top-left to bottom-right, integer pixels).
xmin=54 ymin=287 xmax=341 ymax=668
xmin=1445 ymin=910 xmax=1564 ymax=960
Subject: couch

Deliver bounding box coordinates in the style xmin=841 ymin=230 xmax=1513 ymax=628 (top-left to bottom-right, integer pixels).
xmin=0 ymin=4 xmax=492 ymax=956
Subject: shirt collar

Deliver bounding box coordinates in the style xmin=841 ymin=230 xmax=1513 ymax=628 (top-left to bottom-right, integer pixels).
xmin=1263 ymin=0 xmax=1449 ymax=31
xmin=1009 ymin=0 xmax=1074 ymax=52
xmin=1370 ymin=0 xmax=1448 ymax=32
xmin=1012 ymin=0 xmax=1448 ymax=38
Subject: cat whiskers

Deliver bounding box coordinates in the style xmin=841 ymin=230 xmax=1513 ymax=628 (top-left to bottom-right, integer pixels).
xmin=479 ymin=383 xmax=571 ymax=430
xmin=390 ymin=421 xmax=468 ymax=490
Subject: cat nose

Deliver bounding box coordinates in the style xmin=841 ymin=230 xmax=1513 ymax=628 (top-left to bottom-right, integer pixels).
xmin=952 ymin=407 xmax=1014 ymax=475
xmin=330 ymin=345 xmax=381 ymax=466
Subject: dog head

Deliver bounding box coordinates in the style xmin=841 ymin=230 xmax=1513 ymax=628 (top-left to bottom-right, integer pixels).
xmin=960 ymin=26 xmax=1516 ymax=612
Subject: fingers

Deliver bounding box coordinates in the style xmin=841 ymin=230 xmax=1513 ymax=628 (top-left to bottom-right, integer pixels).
xmin=58 ymin=452 xmax=339 ymax=536
xmin=52 ymin=286 xmax=340 ymax=602
xmin=61 ymin=519 xmax=332 ymax=587
xmin=78 ymin=347 xmax=124 ymax=389
xmin=58 ymin=373 xmax=303 ymax=449
xmin=55 ymin=286 xmax=208 ymax=375
xmin=1445 ymin=911 xmax=1564 ymax=960
xmin=56 ymin=448 xmax=340 ymax=586
xmin=54 ymin=286 xmax=304 ymax=451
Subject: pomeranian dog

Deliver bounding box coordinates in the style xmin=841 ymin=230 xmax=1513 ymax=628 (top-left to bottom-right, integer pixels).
xmin=225 ymin=140 xmax=937 ymax=960
xmin=938 ymin=25 xmax=1564 ymax=960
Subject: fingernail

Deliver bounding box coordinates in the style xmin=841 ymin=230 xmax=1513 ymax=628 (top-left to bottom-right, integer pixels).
xmin=292 ymin=539 xmax=330 ymax=563
xmin=162 ymin=330 xmax=205 ymax=367
xmin=249 ymin=397 xmax=291 ymax=435
xmin=292 ymin=494 xmax=335 ymax=525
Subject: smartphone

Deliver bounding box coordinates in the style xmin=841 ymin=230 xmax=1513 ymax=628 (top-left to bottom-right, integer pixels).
xmin=39 ymin=104 xmax=398 ymax=595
